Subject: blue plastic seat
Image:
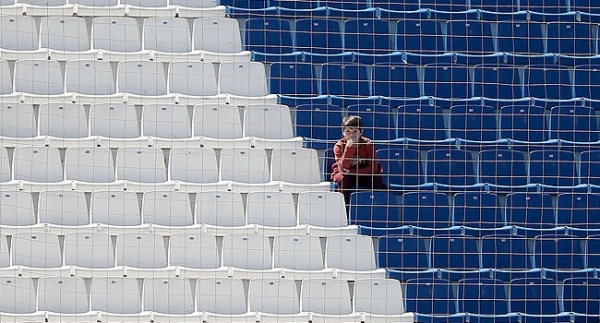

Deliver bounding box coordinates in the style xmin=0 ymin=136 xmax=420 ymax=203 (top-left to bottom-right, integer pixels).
xmin=580 ymin=150 xmax=600 ymax=185
xmin=372 ymin=0 xmax=419 ymax=11
xmin=295 ymin=18 xmax=343 ymax=55
xmin=346 ymin=104 xmax=396 ymax=141
xmin=473 ymin=65 xmax=523 ymax=99
xmin=528 ymin=150 xmax=578 ymax=187
xmin=447 ymin=20 xmax=495 ymax=54
xmin=423 ymin=64 xmax=471 ymax=99
xmin=219 ymin=0 xmax=268 ymax=8
xmin=562 ymin=277 xmax=600 ymax=317
xmin=243 ymin=18 xmax=293 ymax=54
xmin=508 ymin=278 xmax=560 ymax=316
xmin=571 ymin=0 xmax=600 ymax=15
xmin=295 ymin=104 xmax=343 ymax=150
xmin=430 ymin=234 xmax=480 ymax=271
xmin=269 ymin=0 xmax=318 ymax=9
xmin=321 ymin=0 xmax=369 ymax=10
xmin=426 ymin=149 xmax=477 ymax=186
xmin=524 ymin=64 xmax=573 ymax=100
xmin=376 ymin=148 xmax=424 ymax=188
xmin=470 ymin=0 xmax=517 ymax=12
xmin=343 ymin=19 xmax=392 ymax=55
xmin=397 ymin=104 xmax=447 ymax=141
xmin=448 ymin=105 xmax=497 ymax=141
xmin=478 ymin=149 xmax=528 ymax=187
xmin=377 ymin=234 xmax=429 ymax=271
xmin=504 ymin=193 xmax=556 ymax=232
xmin=269 ymin=62 xmax=317 ymax=97
xmin=498 ymin=105 xmax=547 ymax=142
xmin=404 ymin=278 xmax=456 ymax=315
xmin=401 ymin=191 xmax=451 ymax=228
xmin=497 ymin=21 xmax=545 ymax=55
xmin=548 ymin=105 xmax=600 ymax=143
xmin=546 ymin=22 xmax=597 ymax=56
xmin=348 ymin=191 xmax=401 ymax=228
xmin=520 ymin=0 xmax=569 ymax=13
xmin=586 ymin=234 xmax=600 ymax=269
xmin=320 ymin=63 xmax=370 ymax=96
xmin=556 ymin=193 xmax=600 ymax=230
xmin=396 ymin=19 xmax=445 ymax=54
xmin=452 ymin=192 xmax=504 ymax=229
xmin=574 ymin=64 xmax=600 ymax=101
xmin=457 ymin=278 xmax=509 ymax=315
xmin=372 ymin=64 xmax=420 ymax=98
xmin=419 ymin=0 xmax=467 ymax=11
xmin=533 ymin=234 xmax=585 ymax=270
xmin=481 ymin=234 xmax=532 ymax=270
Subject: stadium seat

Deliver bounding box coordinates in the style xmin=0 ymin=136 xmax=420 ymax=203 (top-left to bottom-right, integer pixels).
xmin=222 ymin=233 xmax=272 ymax=270
xmin=121 ymin=0 xmax=167 ymax=6
xmin=448 ymin=104 xmax=497 ymax=141
xmin=167 ymin=60 xmax=218 ymax=96
xmin=0 ymin=234 xmax=8 ymax=267
xmin=295 ymin=104 xmax=344 ymax=149
xmin=344 ymin=19 xmax=393 ymax=55
xmin=0 ymin=60 xmax=12 ymax=95
xmin=63 ymin=232 xmax=115 ymax=269
xmin=419 ymin=0 xmax=467 ymax=11
xmin=587 ymin=234 xmax=600 ymax=268
xmin=396 ymin=104 xmax=447 ymax=141
xmin=521 ymin=0 xmax=568 ymax=13
xmin=297 ymin=191 xmax=348 ymax=228
xmin=89 ymin=103 xmax=140 ymax=138
xmin=396 ymin=19 xmax=445 ymax=53
xmin=300 ymin=278 xmax=353 ymax=315
xmin=426 ymin=149 xmax=477 ymax=186
xmin=547 ymin=22 xmax=597 ymax=56
xmin=273 ymin=234 xmax=325 ymax=270
xmin=0 ymin=15 xmax=39 ymax=51
xmin=142 ymin=277 xmax=194 ymax=314
xmin=142 ymin=17 xmax=192 ymax=53
xmin=90 ymin=190 xmax=141 ymax=226
xmin=320 ymin=63 xmax=371 ymax=96
xmin=498 ymin=105 xmax=547 ymax=142
xmin=0 ymin=148 xmax=9 ymax=184
xmin=574 ymin=64 xmax=600 ymax=101
xmin=38 ymin=189 xmax=89 ymax=226
xmin=447 ymin=20 xmax=495 ymax=54
xmin=271 ymin=147 xmax=324 ymax=185
xmin=244 ymin=18 xmax=293 ymax=55
xmin=14 ymin=59 xmax=63 ymax=95
xmin=248 ymin=278 xmax=300 ymax=315
xmin=562 ymin=277 xmax=600 ymax=317
xmin=0 ymin=190 xmax=36 ymax=226
xmin=90 ymin=277 xmax=141 ymax=314
xmin=481 ymin=234 xmax=532 ymax=270
xmin=40 ymin=16 xmax=90 ymax=52
xmin=38 ymin=102 xmax=88 ymax=138
xmin=354 ymin=278 xmax=406 ymax=316
xmin=270 ymin=0 xmax=318 ymax=9
xmin=505 ymin=193 xmax=556 ymax=233
xmin=322 ymin=0 xmax=369 ymax=10
xmin=243 ymin=103 xmax=295 ymax=139
xmin=479 ymin=149 xmax=528 ymax=187
xmin=12 ymin=232 xmax=62 ymax=268
xmin=193 ymin=17 xmax=243 ymax=53
xmin=347 ymin=104 xmax=396 ymax=141
xmin=295 ymin=18 xmax=343 ymax=55
xmin=473 ymin=64 xmax=523 ymax=99
xmin=580 ymin=150 xmax=600 ymax=185
xmin=219 ymin=0 xmax=266 ymax=8
xmin=509 ymin=278 xmax=560 ymax=316
xmin=168 ymin=147 xmax=219 ymax=183
xmin=497 ymin=21 xmax=545 ymax=55
xmin=115 ymin=147 xmax=167 ymax=183
xmin=404 ymin=278 xmax=456 ymax=315
xmin=348 ymin=191 xmax=401 ymax=228
xmin=37 ymin=276 xmax=89 ymax=314
xmin=196 ymin=277 xmax=247 ymax=315
xmin=246 ymin=191 xmax=296 ymax=227
xmin=470 ymin=0 xmax=517 ymax=12
xmin=0 ymin=277 xmax=36 ymax=314
xmin=524 ymin=64 xmax=573 ymax=100
xmin=192 ymin=104 xmax=243 ymax=139
xmin=116 ymin=60 xmax=167 ymax=96
xmin=13 ymin=146 xmax=64 ymax=183
xmin=218 ymin=61 xmax=269 ymax=97
xmin=64 ymin=147 xmax=115 ymax=184
xmin=372 ymin=64 xmax=421 ymax=99
xmin=377 ymin=234 xmax=429 ymax=271
xmin=423 ymin=63 xmax=471 ymax=99
xmin=372 ymin=0 xmax=419 ymax=11
xmin=457 ymin=278 xmax=509 ymax=315
xmin=556 ymin=193 xmax=600 ymax=230
xmin=325 ymin=234 xmax=378 ymax=272
xmin=452 ymin=192 xmax=504 ymax=229
xmin=377 ymin=148 xmax=424 ymax=187
xmin=92 ymin=17 xmax=142 ymax=53
xmin=195 ymin=190 xmax=246 ymax=227
xmin=65 ymin=59 xmax=115 ymax=95
xmin=72 ymin=0 xmax=118 ymax=5
xmin=269 ymin=62 xmax=318 ymax=96
xmin=219 ymin=147 xmax=269 ymax=183
xmin=430 ymin=234 xmax=480 ymax=270
xmin=141 ymin=103 xmax=191 ymax=139
xmin=141 ymin=190 xmax=194 ymax=226
xmin=402 ymin=191 xmax=451 ymax=228
xmin=548 ymin=105 xmax=600 ymax=142
xmin=168 ymin=232 xmax=220 ymax=269
xmin=0 ymin=102 xmax=36 ymax=138
xmin=528 ymin=150 xmax=578 ymax=187
xmin=533 ymin=234 xmax=585 ymax=270
xmin=115 ymin=232 xmax=168 ymax=269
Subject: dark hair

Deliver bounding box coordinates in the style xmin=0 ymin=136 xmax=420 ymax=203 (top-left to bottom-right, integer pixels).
xmin=342 ymin=115 xmax=363 ymax=129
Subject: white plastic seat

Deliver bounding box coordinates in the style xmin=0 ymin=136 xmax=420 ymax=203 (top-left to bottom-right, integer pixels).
xmin=40 ymin=16 xmax=90 ymax=52
xmin=14 ymin=59 xmax=63 ymax=95
xmin=218 ymin=61 xmax=268 ymax=97
xmin=353 ymin=278 xmax=405 ymax=316
xmin=115 ymin=147 xmax=167 ymax=183
xmin=90 ymin=276 xmax=142 ymax=314
xmin=0 ymin=60 xmax=12 ymax=95
xmin=64 ymin=232 xmax=115 ymax=269
xmin=141 ymin=103 xmax=191 ymax=139
xmin=37 ymin=276 xmax=89 ymax=314
xmin=168 ymin=147 xmax=219 ymax=183
xmin=18 ymin=0 xmax=66 ymax=5
xmin=0 ymin=190 xmax=36 ymax=226
xmin=168 ymin=60 xmax=218 ymax=96
xmin=0 ymin=102 xmax=37 ymax=138
xmin=89 ymin=103 xmax=140 ymax=138
xmin=92 ymin=17 xmax=142 ymax=53
xmin=90 ymin=190 xmax=141 ymax=226
xmin=0 ymin=234 xmax=9 ymax=268
xmin=143 ymin=277 xmax=194 ymax=315
xmin=11 ymin=232 xmax=62 ymax=268
xmin=192 ymin=104 xmax=243 ymax=139
xmin=116 ymin=232 xmax=168 ymax=269
xmin=0 ymin=277 xmax=36 ymax=314
xmin=122 ymin=0 xmax=167 ymax=6
xmin=193 ymin=17 xmax=243 ymax=53
xmin=297 ymin=191 xmax=348 ymax=228
xmin=219 ymin=147 xmax=269 ymax=184
xmin=300 ymin=278 xmax=352 ymax=315
xmin=142 ymin=17 xmax=192 ymax=53
xmin=65 ymin=59 xmax=115 ymax=95
xmin=248 ymin=277 xmax=300 ymax=315
xmin=243 ymin=104 xmax=295 ymax=139
xmin=13 ymin=146 xmax=64 ymax=183
xmin=246 ymin=191 xmax=296 ymax=227
xmin=64 ymin=147 xmax=116 ymax=183
xmin=38 ymin=102 xmax=88 ymax=138
xmin=195 ymin=190 xmax=246 ymax=227
xmin=38 ymin=189 xmax=89 ymax=226
xmin=271 ymin=147 xmax=324 ymax=185
xmin=273 ymin=234 xmax=324 ymax=271
xmin=117 ymin=60 xmax=167 ymax=96
xmin=70 ymin=0 xmax=118 ymax=5
xmin=0 ymin=15 xmax=39 ymax=51
xmin=168 ymin=232 xmax=220 ymax=269
xmin=221 ymin=233 xmax=272 ymax=270
xmin=0 ymin=148 xmax=11 ymax=183
xmin=325 ymin=234 xmax=377 ymax=271
xmin=196 ymin=277 xmax=247 ymax=315
xmin=141 ymin=190 xmax=193 ymax=226
xmin=172 ymin=0 xmax=217 ymax=8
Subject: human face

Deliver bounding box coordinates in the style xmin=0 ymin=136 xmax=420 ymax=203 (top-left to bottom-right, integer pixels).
xmin=342 ymin=127 xmax=362 ymax=142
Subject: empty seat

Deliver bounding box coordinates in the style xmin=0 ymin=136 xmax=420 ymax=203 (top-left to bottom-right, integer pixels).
xmin=396 ymin=104 xmax=447 ymax=141
xmin=221 ymin=233 xmax=272 ymax=270
xmin=193 ymin=17 xmax=243 ymax=53
xmin=38 ymin=102 xmax=88 ymax=139
xmin=457 ymin=278 xmax=509 ymax=315
xmin=498 ymin=105 xmax=547 ymax=142
xmin=270 ymin=0 xmax=318 ymax=9
xmin=547 ymin=22 xmax=597 ymax=56
xmin=479 ymin=149 xmax=528 ymax=187
xmin=90 ymin=190 xmax=141 ymax=226
xmin=325 ymin=234 xmax=377 ymax=271
xmin=141 ymin=103 xmax=191 ymax=139
xmin=121 ymin=0 xmax=167 ymax=6
xmin=426 ymin=149 xmax=477 ymax=186
xmin=169 ymin=232 xmax=220 ymax=269
xmin=401 ymin=191 xmax=451 ymax=228
xmin=321 ymin=63 xmax=370 ymax=97
xmin=143 ymin=277 xmax=194 ymax=314
xmin=168 ymin=147 xmax=219 ymax=183
xmin=294 ymin=104 xmax=344 ymax=149
xmin=587 ymin=234 xmax=600 ymax=268
xmin=343 ymin=19 xmax=392 ymax=55
xmin=38 ymin=189 xmax=89 ymax=226
xmin=562 ymin=277 xmax=600 ymax=317
xmin=0 ymin=15 xmax=39 ymax=51
xmin=243 ymin=104 xmax=295 ymax=139
xmin=354 ymin=278 xmax=405 ymax=315
xmin=219 ymin=147 xmax=269 ymax=183
xmin=141 ymin=190 xmax=193 ymax=226
xmin=12 ymin=232 xmax=62 ymax=268
xmin=244 ymin=18 xmax=293 ymax=55
xmin=580 ymin=150 xmax=600 ymax=185
xmin=196 ymin=277 xmax=247 ymax=315
xmin=528 ymin=150 xmax=578 ymax=187
xmin=70 ymin=0 xmax=118 ymax=5
xmin=300 ymin=278 xmax=352 ymax=315
xmin=271 ymin=147 xmax=323 ymax=185
xmin=218 ymin=61 xmax=269 ymax=97
xmin=89 ymin=103 xmax=140 ymax=138
xmin=449 ymin=104 xmax=497 ymax=141
xmin=115 ymin=147 xmax=167 ymax=183
xmin=548 ymin=105 xmax=600 ymax=142
xmin=0 ymin=103 xmax=35 ymax=138
xmin=423 ymin=63 xmax=471 ymax=98
xmin=505 ymin=193 xmax=556 ymax=232
xmin=420 ymin=0 xmax=467 ymax=11
xmin=377 ymin=234 xmax=429 ymax=271
xmin=195 ymin=190 xmax=246 ymax=227
xmin=167 ymin=60 xmax=218 ymax=96
xmin=481 ymin=234 xmax=531 ymax=270
xmin=90 ymin=277 xmax=142 ymax=314
xmin=521 ymin=0 xmax=568 ymax=13
xmin=248 ymin=278 xmax=300 ymax=315
xmin=524 ymin=64 xmax=573 ymax=100
xmin=117 ymin=60 xmax=167 ymax=96
xmin=0 ymin=277 xmax=36 ymax=314
xmin=447 ymin=20 xmax=495 ymax=54
xmin=533 ymin=234 xmax=585 ymax=270
xmin=14 ymin=59 xmax=63 ymax=95
xmin=430 ymin=234 xmax=480 ymax=270
xmin=473 ymin=64 xmax=523 ymax=100
xmin=0 ymin=148 xmax=9 ymax=184
xmin=246 ymin=191 xmax=296 ymax=227
xmin=64 ymin=147 xmax=115 ymax=183
xmin=509 ymin=278 xmax=560 ymax=316
xmin=142 ymin=17 xmax=192 ymax=53
xmin=497 ymin=21 xmax=545 ymax=55
xmin=372 ymin=64 xmax=421 ymax=98
xmin=574 ymin=64 xmax=600 ymax=101
xmin=37 ymin=276 xmax=89 ymax=314
xmin=13 ymin=146 xmax=64 ymax=183
xmin=470 ymin=0 xmax=517 ymax=12
xmin=404 ymin=278 xmax=456 ymax=315
xmin=347 ymin=104 xmax=396 ymax=141
xmin=396 ymin=19 xmax=445 ymax=53
xmin=273 ymin=234 xmax=324 ymax=270
xmin=297 ymin=191 xmax=348 ymax=228
xmin=321 ymin=0 xmax=369 ymax=10
xmin=377 ymin=148 xmax=424 ymax=187
xmin=372 ymin=0 xmax=419 ymax=11
xmin=192 ymin=104 xmax=243 ymax=139
xmin=92 ymin=17 xmax=142 ymax=53
xmin=65 ymin=59 xmax=115 ymax=95
xmin=295 ymin=18 xmax=343 ymax=54
xmin=115 ymin=232 xmax=168 ymax=269
xmin=453 ymin=192 xmax=504 ymax=229
xmin=349 ymin=191 xmax=401 ymax=228
xmin=269 ymin=62 xmax=318 ymax=97
xmin=556 ymin=193 xmax=600 ymax=230
xmin=0 ymin=234 xmax=9 ymax=267
xmin=0 ymin=190 xmax=36 ymax=226
xmin=40 ymin=16 xmax=90 ymax=52
xmin=63 ymin=232 xmax=115 ymax=269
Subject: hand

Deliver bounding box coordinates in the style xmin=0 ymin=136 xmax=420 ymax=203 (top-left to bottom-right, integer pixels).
xmin=346 ymin=138 xmax=355 ymax=148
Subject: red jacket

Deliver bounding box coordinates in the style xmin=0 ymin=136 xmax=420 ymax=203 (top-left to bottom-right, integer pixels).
xmin=331 ymin=136 xmax=382 ymax=179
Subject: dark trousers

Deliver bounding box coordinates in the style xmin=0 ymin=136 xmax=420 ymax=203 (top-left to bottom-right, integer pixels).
xmin=335 ymin=174 xmax=387 ymax=205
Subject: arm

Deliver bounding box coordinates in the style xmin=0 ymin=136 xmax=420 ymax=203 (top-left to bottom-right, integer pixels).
xmin=332 ymin=140 xmax=357 ymax=174
xmin=354 ymin=139 xmax=382 ymax=175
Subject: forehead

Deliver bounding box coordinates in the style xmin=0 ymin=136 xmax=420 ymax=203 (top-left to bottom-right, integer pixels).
xmin=343 ymin=127 xmax=359 ymax=132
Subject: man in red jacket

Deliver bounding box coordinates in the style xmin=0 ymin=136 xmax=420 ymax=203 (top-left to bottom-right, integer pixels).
xmin=331 ymin=115 xmax=387 ymax=205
